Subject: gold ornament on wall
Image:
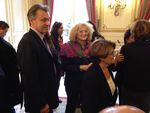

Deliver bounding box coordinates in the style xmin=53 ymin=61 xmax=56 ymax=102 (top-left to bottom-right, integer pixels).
xmin=108 ymin=0 xmax=126 ymax=16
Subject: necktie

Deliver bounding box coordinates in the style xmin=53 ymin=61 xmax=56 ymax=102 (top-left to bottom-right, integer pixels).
xmin=43 ymin=38 xmax=49 ymax=50
xmin=43 ymin=37 xmax=57 ymax=75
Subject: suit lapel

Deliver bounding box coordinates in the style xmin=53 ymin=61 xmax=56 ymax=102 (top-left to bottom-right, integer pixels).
xmin=29 ymin=29 xmax=52 ymax=55
xmin=97 ymin=64 xmax=113 ymax=96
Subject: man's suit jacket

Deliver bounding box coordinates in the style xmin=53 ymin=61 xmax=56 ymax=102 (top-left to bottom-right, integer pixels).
xmin=0 ymin=38 xmax=22 ymax=110
xmin=17 ymin=29 xmax=59 ymax=112
xmin=116 ymin=34 xmax=150 ymax=92
xmin=81 ymin=63 xmax=117 ymax=113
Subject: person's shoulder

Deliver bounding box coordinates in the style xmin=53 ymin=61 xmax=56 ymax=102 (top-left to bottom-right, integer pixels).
xmin=21 ymin=31 xmax=37 ymax=42
xmin=84 ymin=63 xmax=100 ymax=81
xmin=122 ymin=42 xmax=135 ymax=50
xmin=18 ymin=31 xmax=37 ymax=50
xmin=0 ymin=39 xmax=15 ymax=51
xmin=87 ymin=62 xmax=99 ymax=73
xmin=120 ymin=43 xmax=130 ymax=51
xmin=18 ymin=33 xmax=29 ymax=46
xmin=24 ymin=30 xmax=36 ymax=38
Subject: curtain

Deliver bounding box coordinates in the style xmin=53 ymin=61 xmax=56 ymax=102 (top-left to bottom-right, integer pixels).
xmin=85 ymin=0 xmax=96 ymax=24
xmin=139 ymin=0 xmax=150 ymax=20
xmin=43 ymin=0 xmax=54 ymax=27
xmin=143 ymin=1 xmax=150 ymax=20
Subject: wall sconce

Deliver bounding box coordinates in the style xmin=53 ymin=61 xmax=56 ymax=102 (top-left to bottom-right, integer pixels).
xmin=108 ymin=0 xmax=126 ymax=16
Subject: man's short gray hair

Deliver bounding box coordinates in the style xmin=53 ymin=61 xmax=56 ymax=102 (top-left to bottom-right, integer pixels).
xmin=27 ymin=4 xmax=49 ymax=22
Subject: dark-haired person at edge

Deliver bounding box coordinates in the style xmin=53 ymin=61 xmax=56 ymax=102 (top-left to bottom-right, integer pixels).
xmin=116 ymin=19 xmax=150 ymax=113
xmin=60 ymin=23 xmax=94 ymax=113
xmin=0 ymin=21 xmax=22 ymax=113
xmin=49 ymin=21 xmax=64 ymax=103
xmin=124 ymin=29 xmax=134 ymax=45
xmin=87 ymin=21 xmax=104 ymax=42
xmin=81 ymin=39 xmax=118 ymax=113
xmin=17 ymin=4 xmax=59 ymax=113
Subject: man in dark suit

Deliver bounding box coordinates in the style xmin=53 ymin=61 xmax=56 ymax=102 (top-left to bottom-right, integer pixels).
xmin=0 ymin=21 xmax=22 ymax=113
xmin=17 ymin=4 xmax=59 ymax=113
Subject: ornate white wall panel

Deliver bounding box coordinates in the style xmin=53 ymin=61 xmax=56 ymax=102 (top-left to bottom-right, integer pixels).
xmin=99 ymin=0 xmax=137 ymax=32
xmin=97 ymin=0 xmax=138 ymax=47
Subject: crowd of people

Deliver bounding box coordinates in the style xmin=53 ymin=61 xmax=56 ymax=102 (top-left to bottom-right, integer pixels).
xmin=0 ymin=3 xmax=150 ymax=113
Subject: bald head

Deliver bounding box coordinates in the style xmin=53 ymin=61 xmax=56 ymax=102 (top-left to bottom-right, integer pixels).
xmin=99 ymin=105 xmax=145 ymax=113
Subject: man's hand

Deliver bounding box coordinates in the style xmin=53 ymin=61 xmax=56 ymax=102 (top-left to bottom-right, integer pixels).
xmin=114 ymin=53 xmax=124 ymax=66
xmin=80 ymin=62 xmax=93 ymax=71
xmin=40 ymin=104 xmax=50 ymax=113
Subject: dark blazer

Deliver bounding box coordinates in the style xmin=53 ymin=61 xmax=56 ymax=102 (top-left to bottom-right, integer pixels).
xmin=17 ymin=29 xmax=59 ymax=112
xmin=61 ymin=56 xmax=91 ymax=86
xmin=81 ymin=63 xmax=117 ymax=113
xmin=116 ymin=34 xmax=150 ymax=92
xmin=0 ymin=38 xmax=22 ymax=111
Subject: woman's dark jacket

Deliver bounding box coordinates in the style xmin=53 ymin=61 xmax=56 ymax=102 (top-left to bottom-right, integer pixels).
xmin=81 ymin=63 xmax=117 ymax=113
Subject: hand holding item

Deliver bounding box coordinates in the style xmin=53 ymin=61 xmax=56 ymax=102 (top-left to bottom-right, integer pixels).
xmin=114 ymin=53 xmax=124 ymax=66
